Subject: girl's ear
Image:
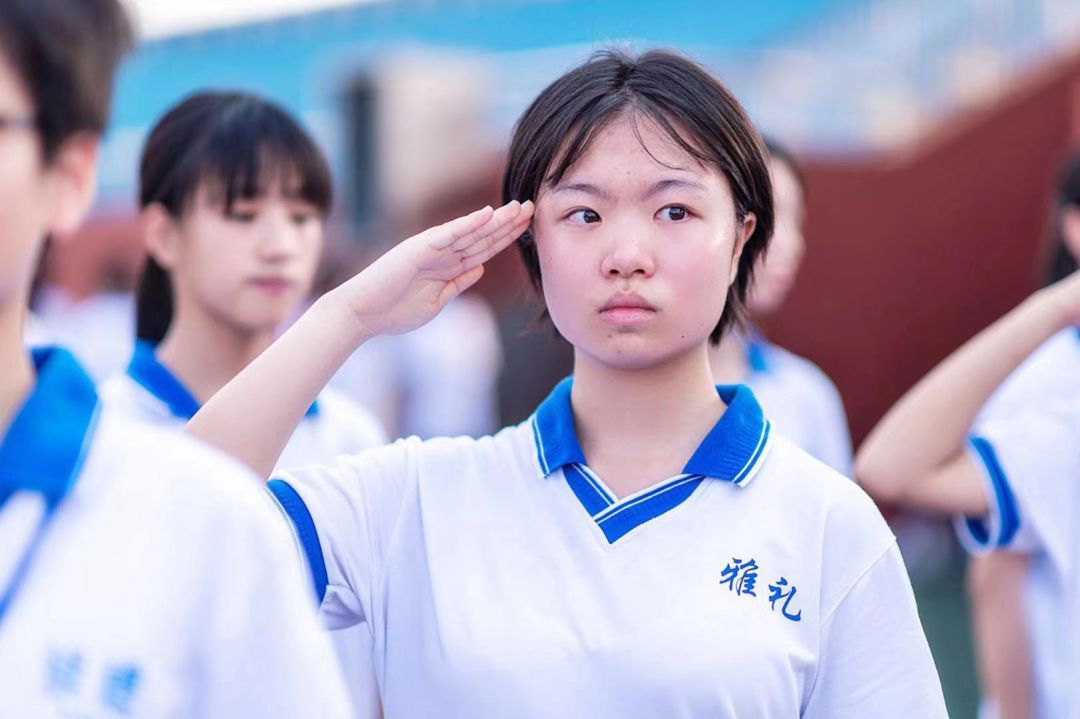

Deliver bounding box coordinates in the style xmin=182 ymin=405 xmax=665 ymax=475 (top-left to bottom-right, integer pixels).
xmin=729 ymin=212 xmax=757 ymax=285
xmin=44 ymin=134 xmax=100 ymax=242
xmin=142 ymin=203 xmax=182 ymax=270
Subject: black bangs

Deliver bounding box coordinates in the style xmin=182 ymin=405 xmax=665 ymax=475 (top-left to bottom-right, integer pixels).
xmin=139 ymin=91 xmax=332 ymax=218
xmin=135 ymin=91 xmax=333 ymax=344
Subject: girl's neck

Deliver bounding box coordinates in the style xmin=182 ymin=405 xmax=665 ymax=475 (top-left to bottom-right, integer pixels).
xmin=708 ymin=331 xmax=749 ymax=384
xmin=570 ymin=345 xmax=725 ymax=496
xmin=155 ymin=305 xmax=274 ymax=406
xmin=0 ymin=299 xmax=37 ymax=437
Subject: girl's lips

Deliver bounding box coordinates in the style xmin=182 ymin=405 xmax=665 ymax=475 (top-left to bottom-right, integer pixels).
xmin=250 ymin=278 xmax=293 ymax=295
xmin=599 ymin=306 xmax=657 ymax=325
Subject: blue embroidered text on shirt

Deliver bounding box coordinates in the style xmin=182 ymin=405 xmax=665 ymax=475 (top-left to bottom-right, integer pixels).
xmin=719 ymin=557 xmax=759 ymax=597
xmin=102 ymin=664 xmax=141 ymax=715
xmin=768 ymin=577 xmax=802 ymax=622
xmin=46 ymin=650 xmax=84 ymax=695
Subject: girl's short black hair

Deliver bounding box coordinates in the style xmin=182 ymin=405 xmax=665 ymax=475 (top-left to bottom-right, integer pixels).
xmin=1047 ymin=147 xmax=1080 ymax=285
xmin=135 ymin=91 xmax=333 ymax=344
xmin=502 ymin=49 xmax=774 ymax=344
xmin=0 ymin=0 xmax=132 ymax=161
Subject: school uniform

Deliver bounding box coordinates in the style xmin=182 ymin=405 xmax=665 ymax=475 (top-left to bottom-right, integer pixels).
xmin=955 ymin=395 xmax=1080 ymax=719
xmin=270 ymin=378 xmax=946 ymax=718
xmin=740 ymin=336 xmax=853 ymax=477
xmin=963 ymin=327 xmax=1080 ymax=719
xmin=0 ymin=347 xmax=351 ymax=718
xmin=99 ymin=340 xmax=389 ymax=718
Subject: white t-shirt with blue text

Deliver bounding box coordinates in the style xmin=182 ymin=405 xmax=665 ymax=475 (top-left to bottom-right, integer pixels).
xmin=0 ymin=347 xmax=351 ymax=718
xmin=271 ymin=378 xmax=945 ymax=717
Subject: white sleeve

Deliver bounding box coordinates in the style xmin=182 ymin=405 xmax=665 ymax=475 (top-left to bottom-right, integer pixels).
xmin=953 ymin=406 xmax=1080 ymax=571
xmin=802 ymin=544 xmax=947 ymax=718
xmin=268 ymin=440 xmax=414 ymax=630
xmin=197 ymin=489 xmax=353 ymax=719
xmin=807 ymin=371 xmax=854 ymax=478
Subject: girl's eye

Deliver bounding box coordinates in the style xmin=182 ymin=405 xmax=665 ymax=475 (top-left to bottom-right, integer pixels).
xmin=657 ymin=206 xmax=689 ymax=222
xmin=292 ymin=212 xmax=316 ymax=225
xmin=567 ymin=209 xmax=601 ymax=225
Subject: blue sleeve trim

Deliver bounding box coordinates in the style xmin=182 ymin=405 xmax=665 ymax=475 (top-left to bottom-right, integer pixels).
xmin=963 ymin=436 xmax=1021 ymax=548
xmin=268 ymin=478 xmax=328 ymax=604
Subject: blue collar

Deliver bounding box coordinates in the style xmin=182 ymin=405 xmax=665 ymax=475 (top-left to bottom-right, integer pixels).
xmin=0 ymin=347 xmax=99 ymax=508
xmin=127 ymin=341 xmax=319 ymax=420
xmin=532 ymin=377 xmax=772 ymax=487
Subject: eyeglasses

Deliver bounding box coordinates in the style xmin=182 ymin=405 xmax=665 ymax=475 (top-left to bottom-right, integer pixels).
xmin=0 ymin=113 xmax=36 ymax=132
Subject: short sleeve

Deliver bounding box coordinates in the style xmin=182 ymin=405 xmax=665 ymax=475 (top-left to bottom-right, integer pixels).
xmin=196 ymin=484 xmax=353 ymax=718
xmin=269 ymin=439 xmax=416 ymax=630
xmin=802 ymin=544 xmax=947 ymax=718
xmin=954 ymin=403 xmax=1080 ymax=570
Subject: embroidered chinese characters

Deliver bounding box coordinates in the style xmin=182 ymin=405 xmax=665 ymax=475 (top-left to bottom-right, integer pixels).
xmin=719 ymin=557 xmax=802 ymax=622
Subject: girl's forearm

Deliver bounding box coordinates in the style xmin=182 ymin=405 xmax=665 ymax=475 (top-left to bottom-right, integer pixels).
xmin=856 ymin=286 xmax=1070 ymax=500
xmin=188 ymin=290 xmax=373 ymax=478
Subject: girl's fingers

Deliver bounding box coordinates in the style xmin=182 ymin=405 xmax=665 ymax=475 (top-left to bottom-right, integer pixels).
xmin=459 ymin=213 xmax=531 ymax=266
xmin=438 ymin=264 xmax=486 ymax=306
xmin=425 ymin=205 xmax=495 ymax=250
xmin=448 ymin=201 xmax=526 ymax=253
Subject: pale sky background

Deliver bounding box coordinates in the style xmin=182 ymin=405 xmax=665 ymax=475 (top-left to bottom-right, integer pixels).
xmin=124 ymin=0 xmax=379 ymax=39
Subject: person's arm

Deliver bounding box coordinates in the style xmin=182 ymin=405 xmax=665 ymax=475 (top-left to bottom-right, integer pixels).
xmin=968 ymin=553 xmax=1033 ymax=719
xmin=188 ymin=201 xmax=532 ymax=477
xmin=854 ymin=270 xmax=1080 ymax=516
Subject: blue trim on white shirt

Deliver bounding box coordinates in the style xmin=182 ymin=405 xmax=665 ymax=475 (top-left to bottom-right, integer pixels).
xmin=0 ymin=347 xmax=99 ymax=625
xmin=0 ymin=347 xmax=99 ymax=507
xmin=963 ymin=435 xmax=1021 ymax=549
xmin=126 ymin=340 xmax=320 ymax=420
xmin=532 ymin=378 xmax=773 ymax=542
xmin=268 ymin=478 xmax=329 ymax=603
xmin=595 ymin=474 xmax=705 ymax=543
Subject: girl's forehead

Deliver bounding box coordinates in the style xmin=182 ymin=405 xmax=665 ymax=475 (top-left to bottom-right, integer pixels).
xmin=550 ymin=117 xmax=718 ymax=190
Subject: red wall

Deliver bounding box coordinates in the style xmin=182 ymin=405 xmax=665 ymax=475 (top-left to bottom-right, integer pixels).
xmin=765 ymin=52 xmax=1080 ymax=444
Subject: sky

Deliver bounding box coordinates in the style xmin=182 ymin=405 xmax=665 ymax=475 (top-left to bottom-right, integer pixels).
xmin=124 ymin=0 xmax=378 ymax=39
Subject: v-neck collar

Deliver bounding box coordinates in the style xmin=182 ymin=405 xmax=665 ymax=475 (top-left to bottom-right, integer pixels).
xmin=127 ymin=340 xmax=319 ymax=420
xmin=531 ymin=377 xmax=773 ymax=543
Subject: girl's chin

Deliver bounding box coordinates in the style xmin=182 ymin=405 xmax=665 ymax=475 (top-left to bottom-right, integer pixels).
xmin=576 ymin=337 xmax=709 ymax=372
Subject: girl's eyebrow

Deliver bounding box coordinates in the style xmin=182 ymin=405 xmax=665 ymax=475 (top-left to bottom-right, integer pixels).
xmin=551 ymin=181 xmax=610 ymax=200
xmin=551 ymin=178 xmax=708 ymax=201
xmin=644 ymin=178 xmax=708 ymax=199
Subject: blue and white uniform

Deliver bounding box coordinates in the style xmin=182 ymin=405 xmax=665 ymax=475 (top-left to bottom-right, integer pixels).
xmin=955 ymin=395 xmax=1080 ymax=719
xmin=739 ymin=337 xmax=853 ymax=477
xmin=100 ymin=340 xmax=388 ymax=717
xmin=0 ymin=347 xmax=351 ymax=718
xmin=271 ymin=378 xmax=946 ymax=718
xmin=963 ymin=327 xmax=1080 ymax=719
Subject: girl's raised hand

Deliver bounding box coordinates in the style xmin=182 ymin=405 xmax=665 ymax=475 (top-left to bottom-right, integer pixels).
xmin=341 ymin=200 xmax=534 ymax=337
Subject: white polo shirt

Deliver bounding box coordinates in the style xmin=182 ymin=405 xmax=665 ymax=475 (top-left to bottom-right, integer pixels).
xmin=271 ymin=378 xmax=946 ymax=718
xmin=99 ymin=340 xmax=388 ymax=718
xmin=0 ymin=347 xmax=351 ymax=718
xmin=968 ymin=327 xmax=1080 ymax=719
xmin=740 ymin=337 xmax=853 ymax=477
xmin=954 ymin=396 xmax=1080 ymax=719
